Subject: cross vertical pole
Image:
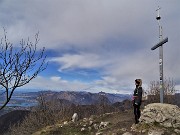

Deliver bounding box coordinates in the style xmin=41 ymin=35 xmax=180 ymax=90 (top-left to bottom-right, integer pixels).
xmin=157 ymin=7 xmax=164 ymax=103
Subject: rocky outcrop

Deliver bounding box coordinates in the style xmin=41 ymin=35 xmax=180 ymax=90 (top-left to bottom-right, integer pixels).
xmin=139 ymin=103 xmax=180 ymax=128
xmin=122 ymin=132 xmax=132 ymax=135
xmin=131 ymin=103 xmax=180 ymax=135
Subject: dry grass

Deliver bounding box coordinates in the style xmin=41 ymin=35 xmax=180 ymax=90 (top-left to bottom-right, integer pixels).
xmin=32 ymin=110 xmax=138 ymax=135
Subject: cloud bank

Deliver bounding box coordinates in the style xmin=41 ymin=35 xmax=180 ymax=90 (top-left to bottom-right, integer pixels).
xmin=0 ymin=0 xmax=180 ymax=93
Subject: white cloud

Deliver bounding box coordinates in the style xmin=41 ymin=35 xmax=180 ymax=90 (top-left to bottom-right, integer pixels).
xmin=21 ymin=75 xmax=89 ymax=91
xmin=1 ymin=0 xmax=180 ymax=93
xmin=23 ymin=75 xmax=124 ymax=93
xmin=0 ymin=0 xmax=179 ymax=53
xmin=49 ymin=41 xmax=180 ymax=92
xmin=50 ymin=76 xmax=62 ymax=82
xmin=50 ymin=52 xmax=111 ymax=70
xmin=0 ymin=0 xmax=166 ymax=48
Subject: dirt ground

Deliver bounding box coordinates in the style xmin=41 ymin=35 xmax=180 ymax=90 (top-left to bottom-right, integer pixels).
xmin=95 ymin=110 xmax=146 ymax=135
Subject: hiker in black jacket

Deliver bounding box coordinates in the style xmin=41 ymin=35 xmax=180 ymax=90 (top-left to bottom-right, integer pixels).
xmin=133 ymin=79 xmax=143 ymax=124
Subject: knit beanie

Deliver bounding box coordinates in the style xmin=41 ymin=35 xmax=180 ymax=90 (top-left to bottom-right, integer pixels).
xmin=135 ymin=79 xmax=142 ymax=86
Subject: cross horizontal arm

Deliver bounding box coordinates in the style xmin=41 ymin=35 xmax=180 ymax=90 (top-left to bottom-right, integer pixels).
xmin=151 ymin=37 xmax=168 ymax=50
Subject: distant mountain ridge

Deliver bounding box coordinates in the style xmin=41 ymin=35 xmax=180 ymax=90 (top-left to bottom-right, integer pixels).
xmin=41 ymin=91 xmax=131 ymax=105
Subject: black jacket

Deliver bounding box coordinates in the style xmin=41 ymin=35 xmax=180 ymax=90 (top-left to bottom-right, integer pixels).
xmin=133 ymin=86 xmax=142 ymax=105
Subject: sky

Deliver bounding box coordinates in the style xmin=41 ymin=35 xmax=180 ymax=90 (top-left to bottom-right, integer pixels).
xmin=0 ymin=0 xmax=180 ymax=94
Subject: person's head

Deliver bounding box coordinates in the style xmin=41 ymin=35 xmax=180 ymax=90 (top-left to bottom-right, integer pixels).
xmin=135 ymin=79 xmax=142 ymax=86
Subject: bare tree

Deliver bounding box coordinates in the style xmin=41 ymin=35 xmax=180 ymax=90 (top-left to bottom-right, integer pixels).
xmin=146 ymin=78 xmax=176 ymax=103
xmin=0 ymin=29 xmax=47 ymax=110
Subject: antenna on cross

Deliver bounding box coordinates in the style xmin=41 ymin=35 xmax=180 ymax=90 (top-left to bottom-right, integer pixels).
xmin=156 ymin=6 xmax=161 ymax=21
xmin=156 ymin=6 xmax=163 ymax=39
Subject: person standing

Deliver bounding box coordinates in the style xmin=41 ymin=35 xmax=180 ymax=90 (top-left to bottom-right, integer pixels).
xmin=133 ymin=79 xmax=143 ymax=124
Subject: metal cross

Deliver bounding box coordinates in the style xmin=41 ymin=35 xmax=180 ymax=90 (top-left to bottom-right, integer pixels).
xmin=151 ymin=7 xmax=168 ymax=103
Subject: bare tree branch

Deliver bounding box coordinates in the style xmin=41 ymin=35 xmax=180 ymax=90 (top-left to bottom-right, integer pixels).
xmin=146 ymin=78 xmax=176 ymax=103
xmin=0 ymin=29 xmax=47 ymax=110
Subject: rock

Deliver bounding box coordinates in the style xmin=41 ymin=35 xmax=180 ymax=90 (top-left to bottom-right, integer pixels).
xmin=99 ymin=121 xmax=109 ymax=128
xmin=173 ymin=122 xmax=180 ymax=128
xmin=57 ymin=124 xmax=62 ymax=128
xmin=174 ymin=129 xmax=180 ymax=133
xmin=148 ymin=130 xmax=164 ymax=135
xmin=93 ymin=124 xmax=99 ymax=130
xmin=89 ymin=120 xmax=93 ymax=126
xmin=83 ymin=118 xmax=88 ymax=122
xmin=96 ymin=132 xmax=103 ymax=135
xmin=88 ymin=126 xmax=92 ymax=131
xmin=63 ymin=121 xmax=68 ymax=125
xmin=140 ymin=103 xmax=180 ymax=128
xmin=72 ymin=113 xmax=78 ymax=123
xmin=122 ymin=132 xmax=132 ymax=135
xmin=142 ymin=129 xmax=147 ymax=133
xmin=156 ymin=113 xmax=164 ymax=123
xmin=121 ymin=128 xmax=127 ymax=132
xmin=163 ymin=119 xmax=172 ymax=127
xmin=81 ymin=127 xmax=86 ymax=131
xmin=130 ymin=124 xmax=138 ymax=132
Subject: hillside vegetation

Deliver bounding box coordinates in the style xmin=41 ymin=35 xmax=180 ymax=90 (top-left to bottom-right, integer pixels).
xmin=32 ymin=110 xmax=136 ymax=135
xmin=24 ymin=104 xmax=180 ymax=135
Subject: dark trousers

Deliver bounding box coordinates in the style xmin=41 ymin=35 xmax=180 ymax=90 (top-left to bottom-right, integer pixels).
xmin=133 ymin=104 xmax=141 ymax=124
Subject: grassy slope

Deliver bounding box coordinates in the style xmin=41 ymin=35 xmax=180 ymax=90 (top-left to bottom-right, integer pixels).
xmin=32 ymin=110 xmax=143 ymax=135
xmin=32 ymin=109 xmax=180 ymax=135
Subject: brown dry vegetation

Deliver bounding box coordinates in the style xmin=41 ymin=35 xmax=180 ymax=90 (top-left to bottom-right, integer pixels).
xmin=32 ymin=110 xmax=138 ymax=135
xmin=145 ymin=78 xmax=176 ymax=104
xmin=6 ymin=94 xmax=132 ymax=135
